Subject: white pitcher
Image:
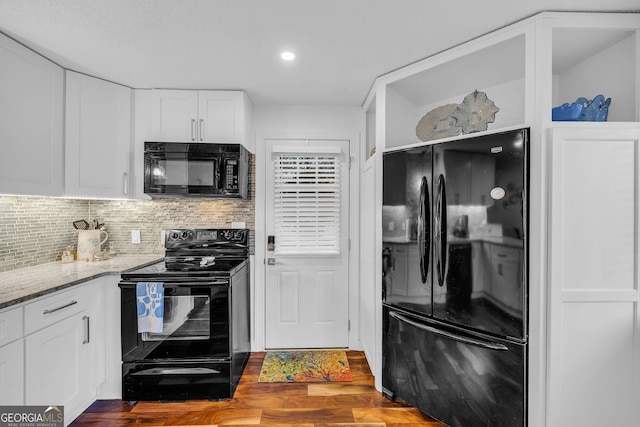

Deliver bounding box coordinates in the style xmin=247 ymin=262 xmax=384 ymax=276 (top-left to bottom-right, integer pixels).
xmin=77 ymin=229 xmax=109 ymax=261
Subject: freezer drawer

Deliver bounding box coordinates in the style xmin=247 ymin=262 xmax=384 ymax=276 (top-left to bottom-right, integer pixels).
xmin=382 ymin=306 xmax=526 ymax=427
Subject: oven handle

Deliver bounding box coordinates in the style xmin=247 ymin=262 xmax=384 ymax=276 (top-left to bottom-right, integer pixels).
xmin=119 ymin=280 xmax=230 ymax=287
xmin=131 ymin=367 xmax=221 ymax=376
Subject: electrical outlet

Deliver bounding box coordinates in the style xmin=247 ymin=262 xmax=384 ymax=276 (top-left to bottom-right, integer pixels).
xmin=131 ymin=230 xmax=141 ymax=244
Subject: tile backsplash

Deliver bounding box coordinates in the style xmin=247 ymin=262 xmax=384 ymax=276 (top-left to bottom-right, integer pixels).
xmin=0 ymin=158 xmax=255 ymax=273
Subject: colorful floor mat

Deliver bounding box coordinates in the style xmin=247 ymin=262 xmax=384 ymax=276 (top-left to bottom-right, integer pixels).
xmin=258 ymin=350 xmax=353 ymax=383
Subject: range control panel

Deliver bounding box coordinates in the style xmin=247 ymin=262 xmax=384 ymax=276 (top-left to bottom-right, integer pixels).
xmin=165 ymin=228 xmax=248 ymax=244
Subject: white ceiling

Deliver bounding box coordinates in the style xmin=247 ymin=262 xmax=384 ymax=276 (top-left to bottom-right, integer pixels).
xmin=0 ymin=0 xmax=638 ymax=106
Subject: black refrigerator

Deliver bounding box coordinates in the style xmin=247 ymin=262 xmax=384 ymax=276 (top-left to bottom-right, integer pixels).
xmin=382 ymin=128 xmax=529 ymax=427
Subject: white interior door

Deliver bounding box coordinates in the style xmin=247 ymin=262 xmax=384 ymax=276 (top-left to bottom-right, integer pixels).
xmin=265 ymin=139 xmax=350 ymax=349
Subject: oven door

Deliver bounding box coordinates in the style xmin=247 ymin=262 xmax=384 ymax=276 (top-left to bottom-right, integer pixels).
xmin=119 ymin=279 xmax=230 ymax=362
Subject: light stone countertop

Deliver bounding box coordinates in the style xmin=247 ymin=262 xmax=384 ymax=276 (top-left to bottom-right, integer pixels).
xmin=0 ymin=255 xmax=162 ymax=309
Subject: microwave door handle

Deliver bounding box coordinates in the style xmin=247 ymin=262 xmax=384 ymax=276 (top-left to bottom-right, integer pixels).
xmin=215 ymin=159 xmax=221 ymax=189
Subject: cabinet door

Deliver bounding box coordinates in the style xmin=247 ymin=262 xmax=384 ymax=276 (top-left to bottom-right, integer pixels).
xmin=25 ymin=313 xmax=91 ymax=417
xmin=548 ymin=127 xmax=640 ymax=427
xmin=86 ymin=279 xmax=106 ymax=394
xmin=444 ymin=151 xmax=471 ymax=205
xmin=151 ymin=89 xmax=198 ymax=141
xmin=469 ymin=153 xmax=495 ymax=206
xmin=65 ymin=71 xmax=132 ymax=198
xmin=0 ymin=339 xmax=24 ymax=405
xmin=488 ymin=244 xmax=521 ymax=313
xmin=198 ymin=91 xmax=244 ymax=143
xmin=389 ymin=245 xmax=408 ymax=297
xmin=0 ymin=33 xmax=64 ymax=196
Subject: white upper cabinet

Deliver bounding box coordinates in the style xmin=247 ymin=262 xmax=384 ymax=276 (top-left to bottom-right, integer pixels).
xmin=0 ymin=33 xmax=64 ymax=196
xmin=150 ymin=90 xmax=198 ymax=141
xmin=65 ymin=71 xmax=133 ymax=198
xmin=151 ymin=89 xmax=253 ymax=151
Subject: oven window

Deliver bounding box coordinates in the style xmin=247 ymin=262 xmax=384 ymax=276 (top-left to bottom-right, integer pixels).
xmin=142 ymin=295 xmax=210 ymax=341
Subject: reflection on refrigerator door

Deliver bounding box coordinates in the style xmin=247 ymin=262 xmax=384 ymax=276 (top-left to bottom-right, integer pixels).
xmin=382 ymin=306 xmax=526 ymax=427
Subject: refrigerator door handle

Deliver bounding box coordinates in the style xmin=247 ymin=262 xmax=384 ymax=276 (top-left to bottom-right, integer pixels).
xmin=418 ymin=176 xmax=430 ymax=283
xmin=436 ymin=174 xmax=448 ymax=287
xmin=389 ymin=310 xmax=509 ymax=351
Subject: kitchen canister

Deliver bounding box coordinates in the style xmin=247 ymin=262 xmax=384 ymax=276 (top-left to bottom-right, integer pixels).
xmin=77 ymin=229 xmax=109 ymax=261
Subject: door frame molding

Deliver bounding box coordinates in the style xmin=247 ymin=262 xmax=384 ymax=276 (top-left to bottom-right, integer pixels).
xmin=254 ymin=131 xmax=361 ymax=351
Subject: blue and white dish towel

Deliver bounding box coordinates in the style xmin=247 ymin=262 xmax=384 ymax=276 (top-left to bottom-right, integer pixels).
xmin=136 ymin=282 xmax=164 ymax=333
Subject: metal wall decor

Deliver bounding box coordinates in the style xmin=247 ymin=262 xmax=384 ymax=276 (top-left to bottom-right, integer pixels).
xmin=416 ymin=90 xmax=500 ymax=141
xmin=415 ymin=104 xmax=460 ymax=142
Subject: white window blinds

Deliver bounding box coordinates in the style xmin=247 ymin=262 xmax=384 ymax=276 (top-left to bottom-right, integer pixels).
xmin=273 ymin=154 xmax=341 ymax=255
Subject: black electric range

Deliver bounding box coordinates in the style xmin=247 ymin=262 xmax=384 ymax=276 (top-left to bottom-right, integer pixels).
xmin=119 ymin=228 xmax=250 ymax=402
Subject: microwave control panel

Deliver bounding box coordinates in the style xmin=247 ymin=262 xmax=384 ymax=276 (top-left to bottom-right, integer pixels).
xmin=224 ymin=159 xmax=239 ymax=190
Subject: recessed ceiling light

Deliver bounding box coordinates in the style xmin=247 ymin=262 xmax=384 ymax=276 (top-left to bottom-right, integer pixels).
xmin=280 ymin=51 xmax=295 ymax=61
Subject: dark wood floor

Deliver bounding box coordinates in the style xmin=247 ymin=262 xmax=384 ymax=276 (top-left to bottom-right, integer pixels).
xmin=71 ymin=351 xmax=445 ymax=426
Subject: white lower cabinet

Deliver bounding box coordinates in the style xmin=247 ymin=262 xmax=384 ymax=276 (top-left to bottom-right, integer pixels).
xmin=23 ymin=278 xmax=106 ymax=426
xmin=25 ymin=313 xmax=92 ymax=412
xmin=0 ymin=306 xmax=24 ymax=405
xmin=0 ymin=339 xmax=24 ymax=405
xmin=99 ymin=275 xmax=123 ymax=399
xmin=547 ymin=126 xmax=640 ymax=426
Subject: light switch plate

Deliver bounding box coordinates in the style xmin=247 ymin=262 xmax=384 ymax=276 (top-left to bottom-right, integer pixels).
xmin=131 ymin=230 xmax=141 ymax=244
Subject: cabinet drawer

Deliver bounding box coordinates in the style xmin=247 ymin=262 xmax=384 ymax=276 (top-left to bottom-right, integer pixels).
xmin=0 ymin=306 xmax=23 ymax=347
xmin=490 ymin=246 xmax=520 ymax=263
xmin=24 ymin=285 xmax=90 ymax=335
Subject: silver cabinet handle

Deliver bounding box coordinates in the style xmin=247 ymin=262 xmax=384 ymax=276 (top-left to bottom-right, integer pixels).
xmin=43 ymin=300 xmax=78 ymax=315
xmin=82 ymin=315 xmax=90 ymax=344
xmin=199 ymin=119 xmax=204 ymax=141
xmin=191 ymin=119 xmax=196 ymax=141
xmin=122 ymin=172 xmax=129 ymax=196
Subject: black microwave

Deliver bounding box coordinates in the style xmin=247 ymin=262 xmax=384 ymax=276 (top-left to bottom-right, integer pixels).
xmin=144 ymin=142 xmax=249 ymax=199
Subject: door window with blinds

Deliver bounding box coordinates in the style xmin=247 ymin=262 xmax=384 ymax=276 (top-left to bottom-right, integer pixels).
xmin=273 ymin=152 xmax=342 ymax=255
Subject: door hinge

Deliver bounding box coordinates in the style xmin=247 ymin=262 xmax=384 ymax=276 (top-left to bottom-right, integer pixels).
xmin=348 ymin=238 xmax=351 ymax=251
xmin=348 ymin=319 xmax=351 ymax=331
xmin=349 ymin=156 xmax=354 ymax=170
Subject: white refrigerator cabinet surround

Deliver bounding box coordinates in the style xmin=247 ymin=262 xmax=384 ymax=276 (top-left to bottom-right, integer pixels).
xmin=24 ymin=278 xmax=106 ymax=426
xmin=150 ymin=89 xmax=253 ymax=148
xmin=65 ymin=71 xmax=133 ymax=198
xmin=362 ymin=11 xmax=640 ymax=426
xmin=547 ymin=126 xmax=640 ymax=427
xmin=0 ymin=32 xmax=64 ymax=196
